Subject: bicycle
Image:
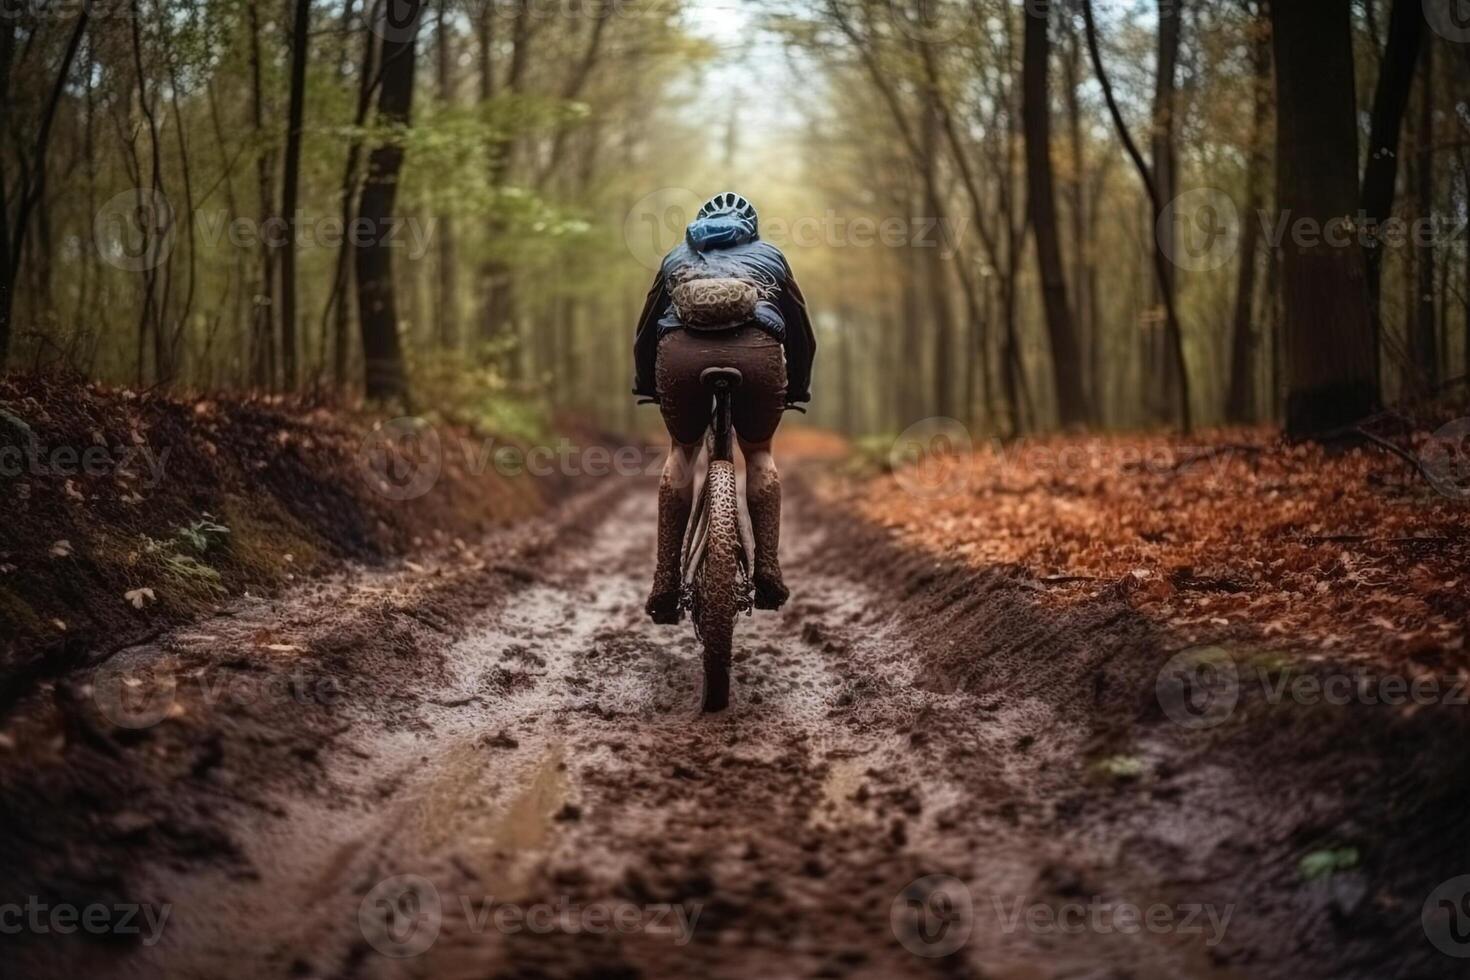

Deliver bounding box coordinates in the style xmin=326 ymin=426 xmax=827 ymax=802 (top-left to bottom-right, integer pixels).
xmin=677 ymin=366 xmax=755 ymax=712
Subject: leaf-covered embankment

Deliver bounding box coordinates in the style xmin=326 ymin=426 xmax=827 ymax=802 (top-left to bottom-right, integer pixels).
xmin=0 ymin=373 xmax=572 ymax=708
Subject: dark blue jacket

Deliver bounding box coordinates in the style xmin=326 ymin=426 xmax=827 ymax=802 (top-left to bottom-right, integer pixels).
xmin=633 ymin=224 xmax=816 ymax=404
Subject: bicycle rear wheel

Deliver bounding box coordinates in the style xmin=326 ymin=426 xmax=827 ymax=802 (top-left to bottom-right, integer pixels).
xmin=695 ymin=458 xmax=740 ymax=712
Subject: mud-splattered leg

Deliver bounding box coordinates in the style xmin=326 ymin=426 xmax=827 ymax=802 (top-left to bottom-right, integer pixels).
xmin=647 ymin=439 xmax=701 ymax=624
xmin=739 ymin=435 xmax=788 ymax=610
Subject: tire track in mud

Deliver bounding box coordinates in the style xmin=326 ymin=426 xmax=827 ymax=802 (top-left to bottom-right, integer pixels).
xmin=62 ymin=471 xmax=1252 ymax=980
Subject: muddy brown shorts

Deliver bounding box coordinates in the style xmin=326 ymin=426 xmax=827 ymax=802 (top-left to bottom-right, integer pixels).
xmin=655 ymin=326 xmax=787 ymax=445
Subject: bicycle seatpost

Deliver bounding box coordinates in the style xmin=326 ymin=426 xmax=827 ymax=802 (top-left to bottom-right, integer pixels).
xmin=701 ymin=367 xmax=742 ymax=463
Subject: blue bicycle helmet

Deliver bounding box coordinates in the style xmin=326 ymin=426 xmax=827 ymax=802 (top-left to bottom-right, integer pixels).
xmin=686 ymin=191 xmax=759 ymax=252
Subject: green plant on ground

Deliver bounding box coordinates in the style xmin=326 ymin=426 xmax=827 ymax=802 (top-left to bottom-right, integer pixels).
xmin=1094 ymin=754 xmax=1147 ymax=781
xmin=139 ymin=515 xmax=233 ymax=600
xmin=175 ymin=517 xmax=231 ymax=554
xmin=1298 ymin=847 xmax=1360 ymax=880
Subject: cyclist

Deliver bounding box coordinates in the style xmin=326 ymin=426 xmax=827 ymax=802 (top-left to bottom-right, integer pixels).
xmin=633 ymin=192 xmax=816 ymax=624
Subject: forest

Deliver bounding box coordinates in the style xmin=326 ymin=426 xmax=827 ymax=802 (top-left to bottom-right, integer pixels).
xmin=3 ymin=2 xmax=1470 ymax=979
xmin=4 ymin=0 xmax=1465 ymax=438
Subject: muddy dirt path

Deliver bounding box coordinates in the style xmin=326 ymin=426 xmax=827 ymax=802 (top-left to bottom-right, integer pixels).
xmin=13 ymin=464 xmax=1445 ymax=979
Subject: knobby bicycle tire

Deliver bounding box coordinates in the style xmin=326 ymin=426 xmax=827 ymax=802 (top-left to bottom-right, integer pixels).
xmin=695 ymin=458 xmax=740 ymax=712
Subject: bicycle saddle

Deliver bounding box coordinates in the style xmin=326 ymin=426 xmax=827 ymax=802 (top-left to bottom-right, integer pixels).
xmin=700 ymin=367 xmax=743 ymax=389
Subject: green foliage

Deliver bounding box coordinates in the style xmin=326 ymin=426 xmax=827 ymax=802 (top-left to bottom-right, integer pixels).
xmin=140 ymin=516 xmax=232 ymax=597
xmin=142 ymin=535 xmax=225 ymax=594
xmin=1093 ymin=754 xmax=1147 ymax=781
xmin=412 ymin=353 xmax=550 ymax=445
xmin=1298 ymin=847 xmax=1360 ymax=881
xmin=174 ymin=517 xmax=231 ymax=555
xmin=842 ymin=435 xmax=900 ymax=477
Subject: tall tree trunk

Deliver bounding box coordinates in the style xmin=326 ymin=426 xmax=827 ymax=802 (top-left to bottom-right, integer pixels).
xmin=130 ymin=0 xmax=172 ymax=384
xmin=1082 ymin=0 xmax=1191 ymax=430
xmin=1022 ymin=4 xmax=1088 ymax=427
xmin=325 ymin=0 xmax=382 ymax=385
xmin=1271 ymin=0 xmax=1379 ymax=436
xmin=478 ymin=0 xmax=531 ymax=357
xmin=1148 ymin=0 xmax=1183 ymax=424
xmin=920 ymin=102 xmax=956 ymax=420
xmin=157 ymin=0 xmax=198 ymax=377
xmin=0 ymin=15 xmax=14 ymax=362
xmin=1464 ymin=156 xmax=1470 ymax=386
xmin=1411 ymin=33 xmax=1438 ymax=394
xmin=1266 ymin=232 xmax=1283 ymax=418
xmin=999 ymin=18 xmax=1030 ymax=436
xmin=1061 ymin=24 xmax=1091 ymax=411
xmin=77 ymin=33 xmax=99 ymax=346
xmin=435 ymin=0 xmax=459 ymax=351
xmin=839 ymin=304 xmax=855 ymax=434
xmin=1085 ymin=160 xmax=1108 ymax=418
xmin=1361 ymin=0 xmax=1423 ymax=395
xmin=248 ymin=0 xmax=277 ymax=388
xmin=355 ymin=0 xmax=423 ymax=401
xmin=899 ymin=203 xmax=925 ymax=422
xmin=1226 ymin=12 xmax=1271 ymax=424
xmin=279 ymin=0 xmax=311 ymax=389
xmin=1 ymin=7 xmax=89 ymax=365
